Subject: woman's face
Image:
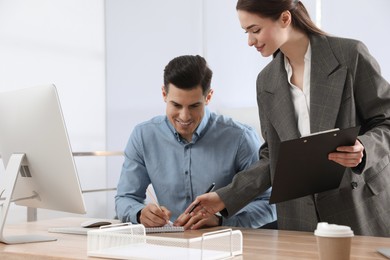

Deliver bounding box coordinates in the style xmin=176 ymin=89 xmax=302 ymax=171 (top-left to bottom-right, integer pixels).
xmin=237 ymin=10 xmax=290 ymax=57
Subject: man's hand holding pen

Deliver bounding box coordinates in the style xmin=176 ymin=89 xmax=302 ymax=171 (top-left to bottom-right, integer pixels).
xmin=139 ymin=204 xmax=171 ymax=227
xmin=139 ymin=188 xmax=171 ymax=227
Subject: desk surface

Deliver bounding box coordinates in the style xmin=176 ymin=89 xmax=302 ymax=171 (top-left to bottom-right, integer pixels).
xmin=1 ymin=217 xmax=389 ymax=259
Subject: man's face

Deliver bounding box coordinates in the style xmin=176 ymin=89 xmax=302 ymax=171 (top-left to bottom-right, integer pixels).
xmin=162 ymin=84 xmax=212 ymax=142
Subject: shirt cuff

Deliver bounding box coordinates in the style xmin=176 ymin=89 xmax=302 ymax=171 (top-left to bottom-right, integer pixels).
xmin=136 ymin=210 xmax=142 ymax=224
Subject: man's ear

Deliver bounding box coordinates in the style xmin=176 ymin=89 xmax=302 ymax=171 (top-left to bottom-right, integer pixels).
xmin=162 ymin=85 xmax=167 ymax=102
xmin=205 ymin=89 xmax=214 ymax=105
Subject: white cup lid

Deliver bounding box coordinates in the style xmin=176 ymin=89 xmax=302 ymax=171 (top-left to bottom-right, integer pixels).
xmin=314 ymin=222 xmax=354 ymax=237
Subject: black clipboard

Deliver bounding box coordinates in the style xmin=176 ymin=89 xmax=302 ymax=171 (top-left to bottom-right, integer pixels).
xmin=269 ymin=126 xmax=361 ymax=204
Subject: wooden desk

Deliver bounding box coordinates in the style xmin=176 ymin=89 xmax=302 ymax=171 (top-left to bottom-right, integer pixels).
xmin=0 ymin=217 xmax=389 ymax=259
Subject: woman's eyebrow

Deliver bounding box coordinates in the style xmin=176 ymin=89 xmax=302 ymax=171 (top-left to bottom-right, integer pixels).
xmin=243 ymin=24 xmax=257 ymax=30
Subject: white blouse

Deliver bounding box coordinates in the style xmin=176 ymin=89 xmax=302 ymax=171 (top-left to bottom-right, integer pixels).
xmin=284 ymin=43 xmax=312 ymax=136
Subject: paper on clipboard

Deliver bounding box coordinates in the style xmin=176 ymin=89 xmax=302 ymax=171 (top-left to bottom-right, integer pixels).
xmin=269 ymin=126 xmax=361 ymax=204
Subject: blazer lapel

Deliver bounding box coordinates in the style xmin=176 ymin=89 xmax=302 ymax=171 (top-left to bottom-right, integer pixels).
xmin=310 ymin=35 xmax=348 ymax=133
xmin=260 ymin=55 xmax=300 ymax=141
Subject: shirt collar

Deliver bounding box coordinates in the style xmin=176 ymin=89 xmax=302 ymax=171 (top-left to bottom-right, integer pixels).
xmin=166 ymin=107 xmax=211 ymax=144
xmin=195 ymin=107 xmax=210 ymax=137
xmin=305 ymin=42 xmax=311 ymax=63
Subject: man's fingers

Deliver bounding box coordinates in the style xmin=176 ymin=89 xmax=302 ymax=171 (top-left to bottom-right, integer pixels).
xmin=160 ymin=206 xmax=171 ymax=221
xmin=141 ymin=204 xmax=170 ymax=227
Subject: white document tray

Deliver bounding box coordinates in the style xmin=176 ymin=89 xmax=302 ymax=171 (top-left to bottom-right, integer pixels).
xmin=87 ymin=224 xmax=243 ymax=260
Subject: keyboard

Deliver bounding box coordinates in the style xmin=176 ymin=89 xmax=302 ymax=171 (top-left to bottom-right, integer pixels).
xmin=48 ymin=226 xmax=97 ymax=235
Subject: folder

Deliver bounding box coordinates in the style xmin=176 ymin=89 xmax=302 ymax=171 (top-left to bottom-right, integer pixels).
xmin=269 ymin=126 xmax=361 ymax=204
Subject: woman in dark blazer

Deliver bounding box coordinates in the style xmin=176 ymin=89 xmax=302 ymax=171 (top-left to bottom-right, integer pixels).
xmin=186 ymin=0 xmax=390 ymax=237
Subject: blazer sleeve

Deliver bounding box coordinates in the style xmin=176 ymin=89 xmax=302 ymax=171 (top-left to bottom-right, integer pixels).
xmin=216 ymin=123 xmax=273 ymax=218
xmin=350 ymin=41 xmax=390 ymax=171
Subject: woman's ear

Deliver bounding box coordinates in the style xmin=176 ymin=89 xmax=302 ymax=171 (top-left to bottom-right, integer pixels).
xmin=280 ymin=10 xmax=292 ymax=28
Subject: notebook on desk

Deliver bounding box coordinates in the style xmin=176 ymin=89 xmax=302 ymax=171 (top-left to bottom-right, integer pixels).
xmin=48 ymin=225 xmax=184 ymax=235
xmin=145 ymin=225 xmax=185 ymax=233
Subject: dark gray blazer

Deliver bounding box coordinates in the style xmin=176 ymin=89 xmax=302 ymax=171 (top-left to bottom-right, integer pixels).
xmin=217 ymin=34 xmax=390 ymax=237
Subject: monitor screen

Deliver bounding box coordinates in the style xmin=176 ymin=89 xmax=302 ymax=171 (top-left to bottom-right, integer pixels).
xmin=0 ymin=84 xmax=86 ymax=244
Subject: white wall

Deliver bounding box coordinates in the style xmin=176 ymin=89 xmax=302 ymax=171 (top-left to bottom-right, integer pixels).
xmin=321 ymin=0 xmax=390 ymax=80
xmin=0 ymin=0 xmax=107 ymax=222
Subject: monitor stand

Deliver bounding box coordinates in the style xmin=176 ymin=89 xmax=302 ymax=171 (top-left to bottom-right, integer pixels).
xmin=0 ymin=153 xmax=57 ymax=244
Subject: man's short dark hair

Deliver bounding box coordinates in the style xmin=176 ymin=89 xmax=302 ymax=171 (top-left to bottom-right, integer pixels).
xmin=163 ymin=55 xmax=213 ymax=96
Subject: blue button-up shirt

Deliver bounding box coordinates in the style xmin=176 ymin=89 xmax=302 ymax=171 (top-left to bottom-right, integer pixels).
xmin=115 ymin=108 xmax=276 ymax=228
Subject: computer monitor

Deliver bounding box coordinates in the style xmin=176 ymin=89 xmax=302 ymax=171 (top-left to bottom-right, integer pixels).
xmin=0 ymin=84 xmax=86 ymax=244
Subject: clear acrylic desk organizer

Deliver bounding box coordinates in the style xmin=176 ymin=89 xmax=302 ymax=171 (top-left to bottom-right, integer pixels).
xmin=87 ymin=224 xmax=243 ymax=260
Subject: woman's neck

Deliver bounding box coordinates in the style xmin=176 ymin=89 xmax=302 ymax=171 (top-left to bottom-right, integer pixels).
xmin=281 ymin=30 xmax=310 ymax=66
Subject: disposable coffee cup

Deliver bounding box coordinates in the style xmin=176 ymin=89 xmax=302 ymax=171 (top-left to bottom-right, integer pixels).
xmin=314 ymin=222 xmax=354 ymax=260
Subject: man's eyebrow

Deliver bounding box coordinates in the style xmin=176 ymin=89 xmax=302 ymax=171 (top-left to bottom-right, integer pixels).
xmin=190 ymin=101 xmax=202 ymax=106
xmin=170 ymin=100 xmax=182 ymax=106
xmin=170 ymin=101 xmax=202 ymax=106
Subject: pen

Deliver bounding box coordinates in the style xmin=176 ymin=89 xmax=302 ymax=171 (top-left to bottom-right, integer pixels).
xmin=146 ymin=188 xmax=161 ymax=210
xmin=146 ymin=187 xmax=170 ymax=224
xmin=188 ymin=182 xmax=215 ymax=214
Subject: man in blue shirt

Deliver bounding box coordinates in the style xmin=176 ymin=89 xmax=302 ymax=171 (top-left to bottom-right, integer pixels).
xmin=115 ymin=55 xmax=276 ymax=229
